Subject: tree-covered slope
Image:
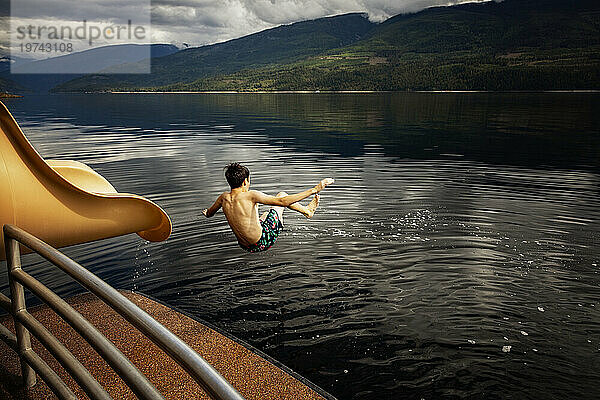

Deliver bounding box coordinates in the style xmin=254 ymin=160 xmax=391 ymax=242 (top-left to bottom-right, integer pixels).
xmin=54 ymin=13 xmax=375 ymax=91
xmin=56 ymin=0 xmax=600 ymax=92
xmin=0 ymin=76 xmax=20 ymax=95
xmin=357 ymin=0 xmax=600 ymax=54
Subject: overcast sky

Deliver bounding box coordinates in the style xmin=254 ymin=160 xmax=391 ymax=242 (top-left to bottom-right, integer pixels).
xmin=1 ymin=0 xmax=489 ymax=56
xmin=150 ymin=0 xmax=491 ymax=47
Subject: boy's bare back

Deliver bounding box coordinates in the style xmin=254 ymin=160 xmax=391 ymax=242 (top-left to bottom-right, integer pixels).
xmin=219 ymin=190 xmax=263 ymax=247
xmin=203 ymin=163 xmax=334 ymax=252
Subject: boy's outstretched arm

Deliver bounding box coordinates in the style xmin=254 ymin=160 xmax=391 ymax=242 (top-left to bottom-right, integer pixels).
xmin=251 ymin=178 xmax=334 ymax=207
xmin=202 ymin=194 xmax=223 ymax=217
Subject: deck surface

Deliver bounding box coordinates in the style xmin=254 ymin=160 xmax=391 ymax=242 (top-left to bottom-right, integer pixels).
xmin=0 ymin=291 xmax=328 ymax=400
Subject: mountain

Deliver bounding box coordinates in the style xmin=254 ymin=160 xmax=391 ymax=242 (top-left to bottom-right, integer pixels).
xmin=2 ymin=44 xmax=179 ymax=93
xmin=53 ymin=13 xmax=376 ymax=91
xmin=356 ymin=0 xmax=600 ymax=54
xmin=0 ymin=54 xmax=36 ymax=73
xmin=0 ymin=76 xmax=21 ymax=95
xmin=56 ymin=0 xmax=600 ymax=92
xmin=0 ymin=51 xmax=34 ymax=93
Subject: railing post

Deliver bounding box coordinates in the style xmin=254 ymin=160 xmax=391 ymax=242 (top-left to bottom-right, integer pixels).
xmin=4 ymin=233 xmax=37 ymax=388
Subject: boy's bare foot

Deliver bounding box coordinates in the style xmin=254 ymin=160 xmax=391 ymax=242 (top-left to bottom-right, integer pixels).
xmin=316 ymin=178 xmax=335 ymax=192
xmin=305 ymin=194 xmax=320 ymax=218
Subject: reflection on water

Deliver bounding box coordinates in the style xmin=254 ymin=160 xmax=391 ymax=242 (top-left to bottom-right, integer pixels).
xmin=1 ymin=93 xmax=599 ymax=400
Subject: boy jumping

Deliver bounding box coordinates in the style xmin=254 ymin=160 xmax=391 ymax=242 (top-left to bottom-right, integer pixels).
xmin=202 ymin=163 xmax=334 ymax=252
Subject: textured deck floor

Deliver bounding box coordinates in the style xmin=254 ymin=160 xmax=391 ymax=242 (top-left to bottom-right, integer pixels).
xmin=0 ymin=291 xmax=328 ymax=400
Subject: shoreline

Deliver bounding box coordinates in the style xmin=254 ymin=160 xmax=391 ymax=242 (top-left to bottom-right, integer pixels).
xmin=110 ymin=90 xmax=384 ymax=94
xmin=106 ymin=89 xmax=600 ymax=94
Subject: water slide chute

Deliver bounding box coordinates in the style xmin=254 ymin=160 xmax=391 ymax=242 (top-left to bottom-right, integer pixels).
xmin=0 ymin=101 xmax=171 ymax=260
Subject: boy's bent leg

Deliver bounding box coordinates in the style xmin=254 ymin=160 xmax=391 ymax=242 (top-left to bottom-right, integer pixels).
xmin=287 ymin=194 xmax=320 ymax=219
xmin=273 ymin=191 xmax=321 ymax=220
xmin=273 ymin=192 xmax=287 ymax=224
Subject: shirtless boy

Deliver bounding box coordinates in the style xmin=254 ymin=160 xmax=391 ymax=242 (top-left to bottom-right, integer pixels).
xmin=202 ymin=163 xmax=334 ymax=252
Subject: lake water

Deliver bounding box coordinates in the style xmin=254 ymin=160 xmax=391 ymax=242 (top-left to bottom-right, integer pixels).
xmin=1 ymin=93 xmax=599 ymax=399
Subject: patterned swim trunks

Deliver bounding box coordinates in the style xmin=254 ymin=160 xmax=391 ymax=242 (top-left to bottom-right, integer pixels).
xmin=240 ymin=209 xmax=284 ymax=253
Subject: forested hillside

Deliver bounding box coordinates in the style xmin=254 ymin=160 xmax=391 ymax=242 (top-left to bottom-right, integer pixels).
xmin=55 ymin=13 xmax=375 ymax=92
xmin=56 ymin=0 xmax=600 ymax=92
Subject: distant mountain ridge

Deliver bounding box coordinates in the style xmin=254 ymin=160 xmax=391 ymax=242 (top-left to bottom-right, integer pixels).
xmin=1 ymin=44 xmax=179 ymax=93
xmin=0 ymin=54 xmax=36 ymax=72
xmin=45 ymin=0 xmax=600 ymax=91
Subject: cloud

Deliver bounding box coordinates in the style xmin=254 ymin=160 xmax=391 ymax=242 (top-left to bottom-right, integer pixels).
xmin=149 ymin=0 xmax=490 ymax=46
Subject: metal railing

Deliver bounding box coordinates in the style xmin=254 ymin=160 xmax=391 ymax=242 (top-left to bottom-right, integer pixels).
xmin=0 ymin=224 xmax=245 ymax=400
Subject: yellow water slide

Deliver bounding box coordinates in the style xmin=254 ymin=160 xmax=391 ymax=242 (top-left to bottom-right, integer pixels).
xmin=0 ymin=101 xmax=171 ymax=260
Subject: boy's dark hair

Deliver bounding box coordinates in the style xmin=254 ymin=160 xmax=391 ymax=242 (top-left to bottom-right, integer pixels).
xmin=224 ymin=163 xmax=250 ymax=189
